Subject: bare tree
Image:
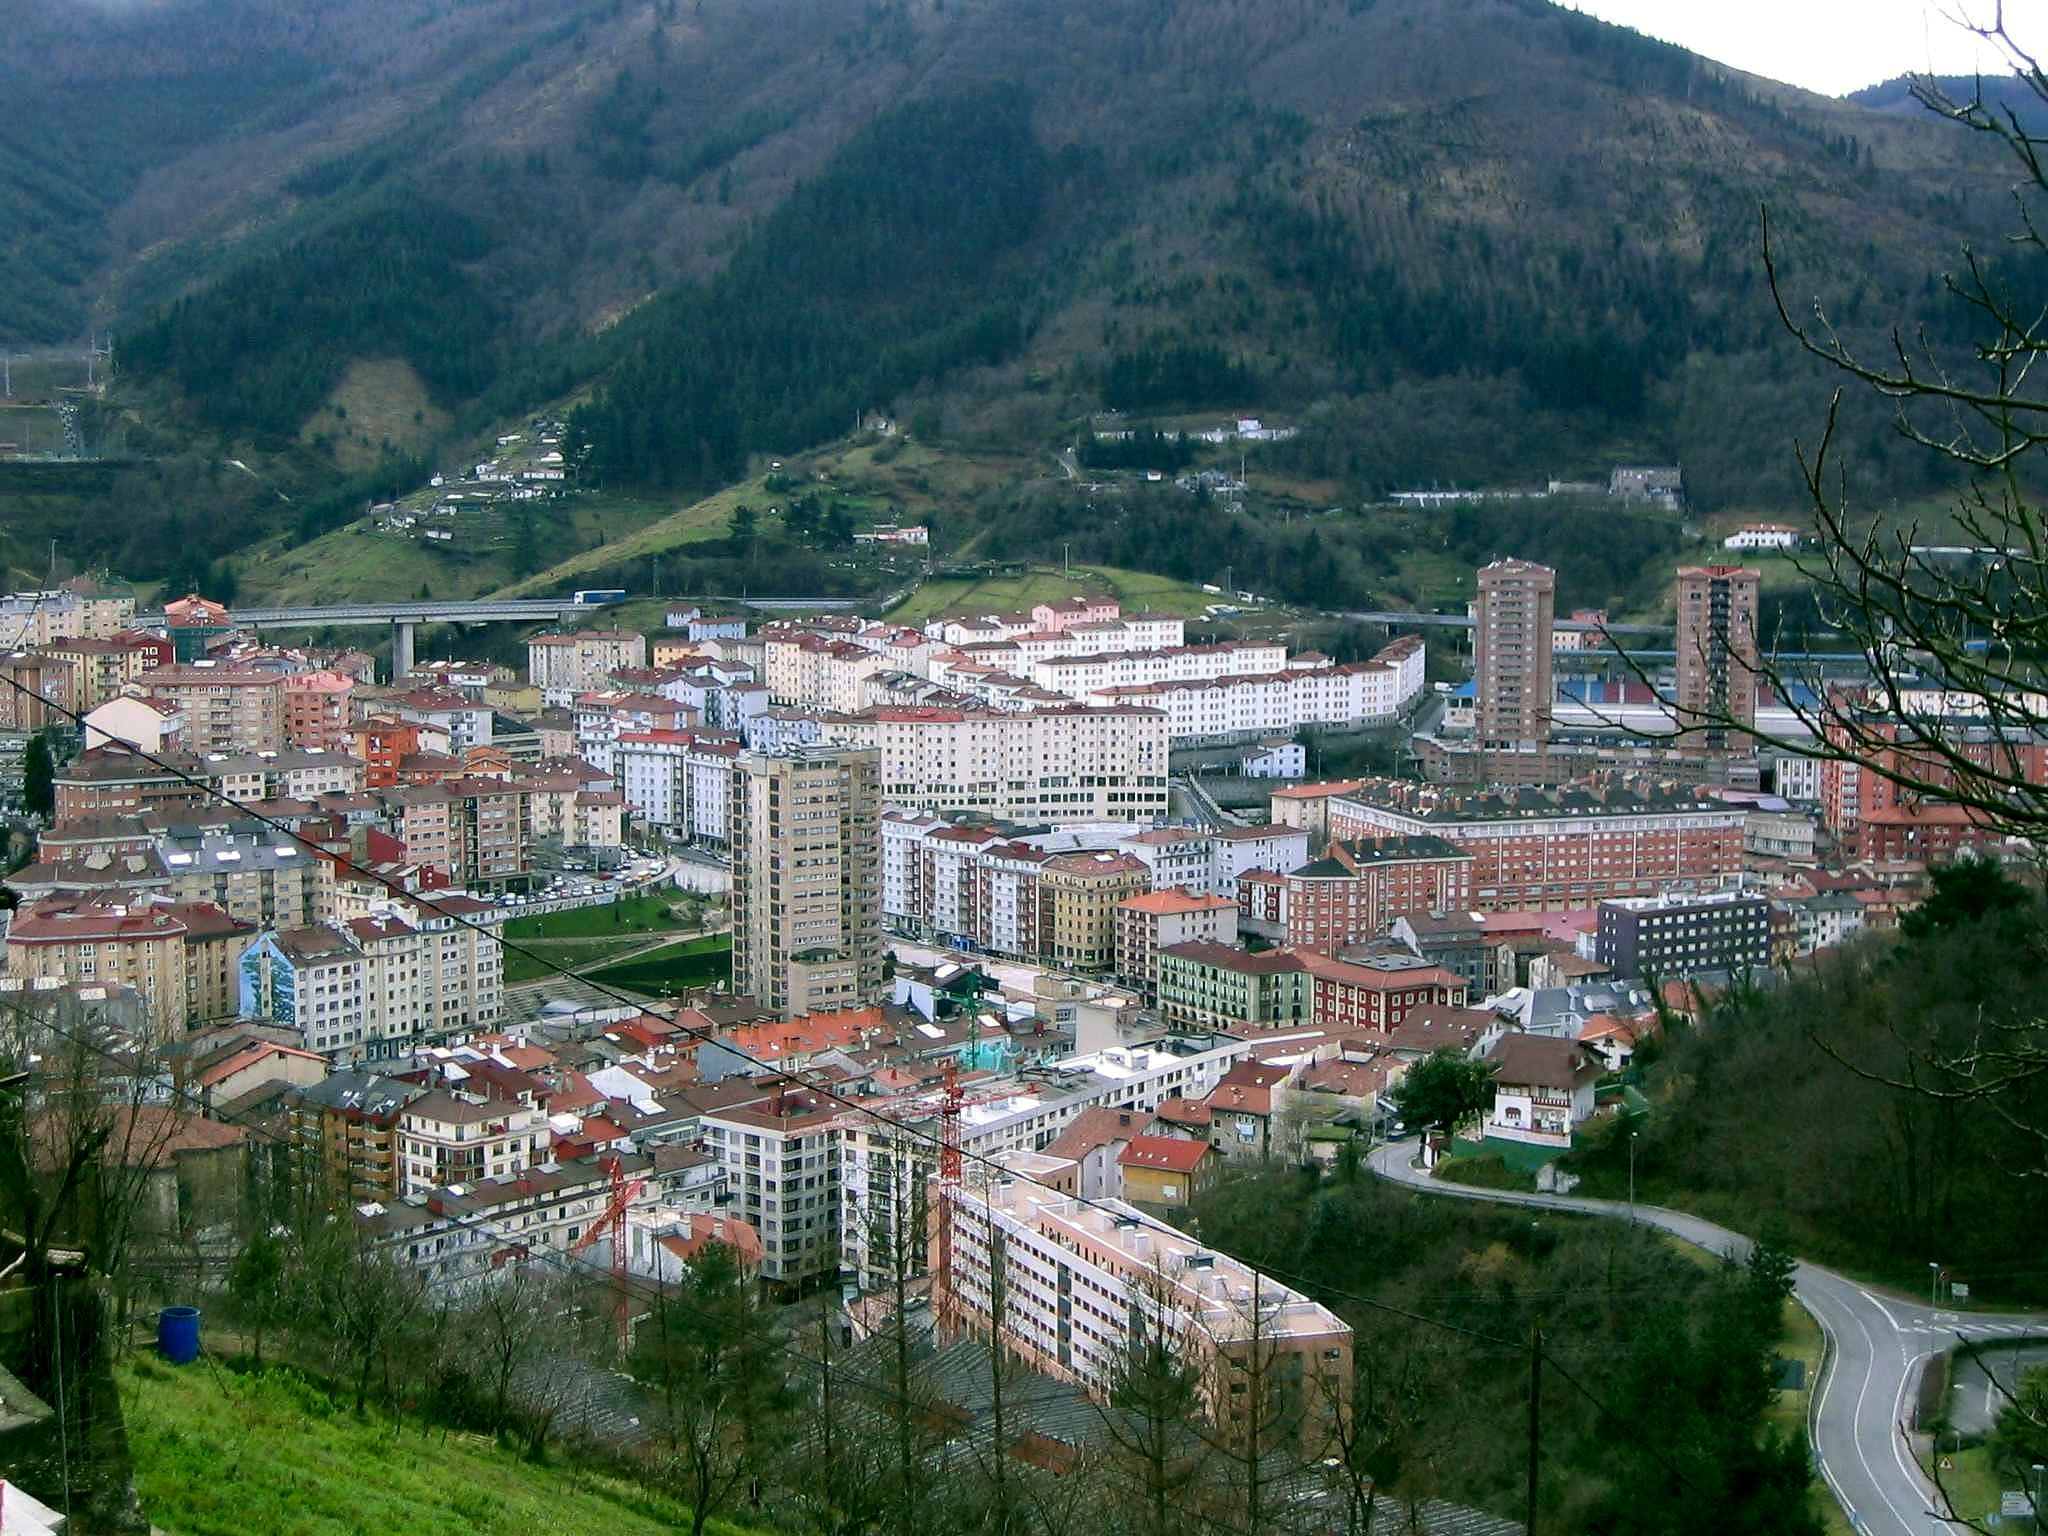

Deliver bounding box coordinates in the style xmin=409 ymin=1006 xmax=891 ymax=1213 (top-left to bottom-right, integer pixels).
xmin=635 ymin=1241 xmax=790 ymax=1536
xmin=1095 ymin=1263 xmax=1213 ymax=1536
xmin=1589 ymin=14 xmax=2048 ymax=1162
xmin=461 ymin=1259 xmax=559 ymax=1435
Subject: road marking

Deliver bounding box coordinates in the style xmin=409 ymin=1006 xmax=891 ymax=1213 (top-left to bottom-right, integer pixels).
xmin=1890 ymin=1350 xmax=1938 ymax=1531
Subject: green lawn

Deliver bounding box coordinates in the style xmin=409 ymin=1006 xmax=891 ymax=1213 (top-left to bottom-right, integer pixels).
xmin=580 ymin=933 xmax=733 ymax=994
xmin=237 ymin=493 xmax=678 ymax=605
xmin=1917 ymin=1443 xmax=2004 ymax=1531
xmin=502 ymin=936 xmax=666 ymax=985
xmin=887 ymin=563 xmax=1217 ymax=623
xmin=503 ymin=892 xmax=692 ymax=941
xmin=121 ymin=1358 xmax=759 ymax=1536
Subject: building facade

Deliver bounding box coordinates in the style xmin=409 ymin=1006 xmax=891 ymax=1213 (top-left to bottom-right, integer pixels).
xmin=729 ymin=746 xmax=883 ymax=1019
xmin=1474 ymin=559 xmax=1555 ymax=755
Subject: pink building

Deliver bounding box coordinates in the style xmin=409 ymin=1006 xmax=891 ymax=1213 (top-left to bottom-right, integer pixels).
xmin=283 ymin=670 xmax=355 ymax=750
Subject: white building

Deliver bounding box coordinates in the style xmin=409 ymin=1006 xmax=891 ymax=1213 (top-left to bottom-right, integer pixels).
xmin=822 ymin=704 xmax=1170 ymax=824
xmin=615 ymin=730 xmax=742 ymax=844
xmin=1209 ymin=824 xmax=1311 ymax=898
xmin=701 ymin=1088 xmax=843 ymax=1287
xmin=940 ymin=1158 xmax=1351 ymax=1436
xmin=1116 ymin=827 xmax=1218 ymax=895
xmin=396 ymin=1089 xmax=550 ymax=1196
xmin=1723 ymin=523 xmax=1801 ymax=552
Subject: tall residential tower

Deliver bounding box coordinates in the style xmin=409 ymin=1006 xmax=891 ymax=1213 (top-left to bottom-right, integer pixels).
xmin=1674 ymin=564 xmax=1761 ymax=753
xmin=729 ymin=745 xmax=882 ymax=1019
xmin=1474 ymin=558 xmax=1556 ymax=756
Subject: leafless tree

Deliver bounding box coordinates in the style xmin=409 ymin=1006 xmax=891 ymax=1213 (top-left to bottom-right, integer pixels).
xmin=461 ymin=1259 xmax=560 ymax=1435
xmin=1595 ymin=13 xmax=2048 ymax=1160
xmin=1095 ymin=1262 xmax=1213 ymax=1536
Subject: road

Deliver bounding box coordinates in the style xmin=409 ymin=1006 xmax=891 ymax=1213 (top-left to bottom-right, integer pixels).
xmin=1948 ymin=1340 xmax=2048 ymax=1437
xmin=1369 ymin=1142 xmax=2045 ymax=1536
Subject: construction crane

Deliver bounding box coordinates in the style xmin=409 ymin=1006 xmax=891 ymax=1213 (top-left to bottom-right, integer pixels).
xmin=932 ymin=1057 xmax=966 ymax=1335
xmin=569 ymin=1155 xmax=648 ymax=1346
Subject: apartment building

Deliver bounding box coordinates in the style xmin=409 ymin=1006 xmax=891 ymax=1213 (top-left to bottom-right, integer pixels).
xmin=967 ymin=841 xmax=1053 ymax=959
xmin=528 ymin=631 xmax=649 ymax=704
xmin=359 ymin=1156 xmax=630 ymax=1291
xmin=1156 ymin=942 xmax=1312 ymax=1032
xmin=345 ymin=904 xmax=505 ymax=1056
xmin=396 ymin=1088 xmax=550 ymax=1196
xmin=1040 ymin=852 xmax=1150 ymax=972
xmin=1327 ymin=778 xmax=1747 ymax=912
xmin=206 ymin=747 xmax=365 ymax=804
xmin=701 ymin=1088 xmax=842 ymax=1288
xmin=1674 ymin=565 xmax=1761 ymax=753
xmin=378 ymin=777 xmax=533 ymax=885
xmin=1113 ymin=889 xmax=1239 ymax=995
xmin=238 ymin=925 xmax=368 ymax=1058
xmin=764 ymin=633 xmax=891 ymax=711
xmin=4 ymin=898 xmax=194 ymax=1034
xmin=940 ymin=1162 xmax=1352 ymax=1450
xmin=383 ymin=687 xmax=493 ymax=755
xmin=37 ymin=635 xmax=153 ymax=712
xmin=0 ymin=651 xmax=75 ymax=732
xmin=52 ymin=748 xmax=209 ymax=825
xmin=1299 ymin=951 xmax=1467 ymax=1032
xmin=1116 ymin=827 xmax=1217 ymax=894
xmin=282 ymin=670 xmax=356 ymax=750
xmin=1595 ymin=890 xmax=1772 ymax=980
xmin=614 ymin=730 xmax=741 ymax=844
xmin=729 ymin=746 xmax=883 ymax=1019
xmin=823 ymin=703 xmax=1170 ymax=823
xmin=1210 ymin=823 xmax=1312 ymax=898
xmin=836 ymin=1036 xmax=1255 ymax=1290
xmin=288 ymin=1069 xmax=424 ymax=1201
xmin=1284 ymin=835 xmax=1474 ymax=955
xmin=1474 ymin=558 xmax=1556 ymax=754
xmin=1087 ymin=638 xmax=1427 ymax=742
xmin=142 ymin=664 xmax=286 ymax=754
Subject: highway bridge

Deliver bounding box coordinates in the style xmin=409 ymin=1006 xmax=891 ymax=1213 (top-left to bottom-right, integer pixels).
xmin=131 ymin=593 xmax=859 ymax=679
xmin=1325 ymin=608 xmax=1675 ymax=638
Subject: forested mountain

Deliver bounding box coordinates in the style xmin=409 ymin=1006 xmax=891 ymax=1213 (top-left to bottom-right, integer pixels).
xmin=6 ymin=0 xmax=2025 ymax=508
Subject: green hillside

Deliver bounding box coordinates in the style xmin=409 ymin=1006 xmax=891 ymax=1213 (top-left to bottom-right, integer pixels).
xmin=121 ymin=1358 xmax=762 ymax=1536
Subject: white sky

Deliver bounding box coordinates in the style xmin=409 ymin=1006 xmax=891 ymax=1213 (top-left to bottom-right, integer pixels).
xmin=1563 ymin=1 xmax=2041 ymax=96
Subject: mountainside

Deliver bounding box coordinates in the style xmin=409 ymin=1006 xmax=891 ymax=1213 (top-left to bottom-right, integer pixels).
xmin=6 ymin=0 xmax=2024 ymax=521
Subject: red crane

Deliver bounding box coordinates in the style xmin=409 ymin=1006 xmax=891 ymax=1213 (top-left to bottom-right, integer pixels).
xmin=569 ymin=1155 xmax=648 ymax=1345
xmin=932 ymin=1058 xmax=966 ymax=1333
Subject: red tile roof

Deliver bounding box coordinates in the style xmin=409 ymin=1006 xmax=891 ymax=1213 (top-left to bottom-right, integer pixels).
xmin=1118 ymin=1135 xmax=1215 ymax=1173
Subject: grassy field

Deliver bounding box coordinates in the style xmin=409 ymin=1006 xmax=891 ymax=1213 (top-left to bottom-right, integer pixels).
xmin=503 ymin=892 xmax=693 ymax=941
xmin=491 ymin=481 xmax=760 ymax=597
xmin=236 ymin=493 xmax=678 ymax=605
xmin=1917 ymin=1442 xmax=2004 ymax=1530
xmin=887 ymin=563 xmax=1217 ymax=623
xmin=581 ymin=933 xmax=732 ymax=994
xmin=121 ymin=1358 xmax=756 ymax=1536
xmin=0 ymin=403 xmax=67 ymax=455
xmin=502 ymin=935 xmax=670 ymax=984
xmin=297 ymin=357 xmax=450 ymax=473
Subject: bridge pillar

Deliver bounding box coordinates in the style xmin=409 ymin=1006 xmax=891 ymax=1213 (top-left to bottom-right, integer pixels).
xmin=391 ymin=619 xmax=416 ymax=684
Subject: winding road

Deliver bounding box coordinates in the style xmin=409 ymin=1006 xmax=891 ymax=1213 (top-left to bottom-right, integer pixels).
xmin=1369 ymin=1142 xmax=2044 ymax=1536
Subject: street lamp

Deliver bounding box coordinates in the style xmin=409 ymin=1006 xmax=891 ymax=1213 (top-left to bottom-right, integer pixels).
xmin=1628 ymin=1130 xmax=1639 ymax=1221
xmin=1929 ymin=1261 xmax=1942 ymax=1308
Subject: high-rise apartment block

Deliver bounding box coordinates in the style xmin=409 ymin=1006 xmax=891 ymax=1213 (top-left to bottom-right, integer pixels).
xmin=1474 ymin=559 xmax=1555 ymax=754
xmin=1674 ymin=565 xmax=1761 ymax=752
xmin=730 ymin=746 xmax=882 ymax=1019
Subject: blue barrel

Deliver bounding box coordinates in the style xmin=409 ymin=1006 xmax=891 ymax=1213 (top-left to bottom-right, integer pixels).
xmin=156 ymin=1306 xmax=201 ymax=1365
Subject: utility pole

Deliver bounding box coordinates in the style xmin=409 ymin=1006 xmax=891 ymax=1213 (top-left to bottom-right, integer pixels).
xmin=1526 ymin=1324 xmax=1542 ymax=1536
